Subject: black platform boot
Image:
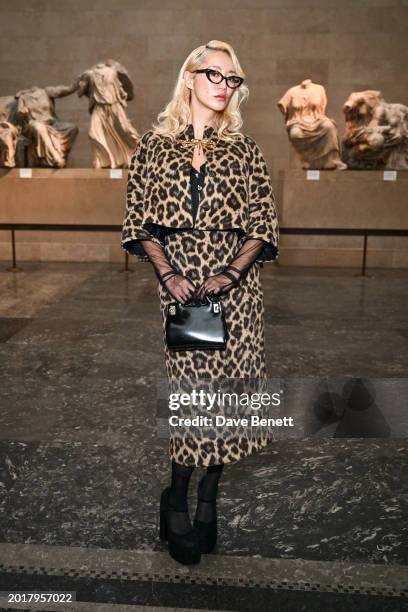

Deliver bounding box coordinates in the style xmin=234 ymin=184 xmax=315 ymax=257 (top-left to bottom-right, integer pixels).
xmin=159 ymin=486 xmax=201 ymax=565
xmin=193 ymin=476 xmax=218 ymax=554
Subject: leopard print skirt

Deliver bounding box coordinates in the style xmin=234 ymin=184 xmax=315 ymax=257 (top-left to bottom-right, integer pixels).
xmin=157 ymin=229 xmax=274 ymax=467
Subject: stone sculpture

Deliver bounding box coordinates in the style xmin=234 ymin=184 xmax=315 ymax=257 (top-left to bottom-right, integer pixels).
xmin=343 ymin=90 xmax=408 ymax=170
xmin=76 ymin=59 xmax=139 ymax=168
xmin=278 ymin=79 xmax=347 ymax=170
xmin=13 ymin=83 xmax=79 ymax=168
xmin=0 ymin=96 xmax=21 ymax=167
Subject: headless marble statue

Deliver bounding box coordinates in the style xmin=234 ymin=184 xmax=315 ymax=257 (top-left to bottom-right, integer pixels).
xmin=278 ymin=79 xmax=347 ymax=170
xmin=13 ymin=84 xmax=79 ymax=168
xmin=76 ymin=59 xmax=139 ymax=169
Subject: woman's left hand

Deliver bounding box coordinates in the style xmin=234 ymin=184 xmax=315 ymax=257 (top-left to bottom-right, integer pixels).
xmin=196 ymin=272 xmax=239 ymax=300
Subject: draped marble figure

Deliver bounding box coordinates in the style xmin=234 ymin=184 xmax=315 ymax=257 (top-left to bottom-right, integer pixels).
xmin=0 ymin=96 xmax=21 ymax=167
xmin=343 ymin=90 xmax=408 ymax=170
xmin=278 ymin=79 xmax=347 ymax=170
xmin=14 ymin=83 xmax=79 ymax=168
xmin=76 ymin=59 xmax=139 ymax=169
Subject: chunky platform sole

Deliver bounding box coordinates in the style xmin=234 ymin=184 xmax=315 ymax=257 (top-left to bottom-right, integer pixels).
xmin=159 ymin=487 xmax=201 ymax=565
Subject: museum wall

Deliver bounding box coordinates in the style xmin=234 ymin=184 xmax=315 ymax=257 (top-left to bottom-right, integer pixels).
xmin=0 ymin=0 xmax=407 ymax=266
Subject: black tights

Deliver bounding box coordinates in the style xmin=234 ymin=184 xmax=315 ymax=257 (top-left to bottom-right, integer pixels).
xmin=196 ymin=463 xmax=224 ymax=523
xmin=168 ymin=460 xmax=224 ymax=533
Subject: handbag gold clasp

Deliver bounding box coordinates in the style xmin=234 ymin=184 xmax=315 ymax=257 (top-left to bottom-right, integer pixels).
xmin=169 ymin=305 xmax=176 ymax=315
xmin=213 ymin=303 xmax=220 ymax=313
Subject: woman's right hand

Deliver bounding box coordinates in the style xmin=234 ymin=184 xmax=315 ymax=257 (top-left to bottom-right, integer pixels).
xmin=164 ymin=274 xmax=196 ymax=304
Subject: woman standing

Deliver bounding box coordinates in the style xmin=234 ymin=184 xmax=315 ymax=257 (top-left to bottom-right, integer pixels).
xmin=122 ymin=40 xmax=279 ymax=565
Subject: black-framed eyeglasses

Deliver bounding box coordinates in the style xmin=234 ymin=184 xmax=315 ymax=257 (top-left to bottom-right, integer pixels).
xmin=192 ymin=68 xmax=244 ymax=89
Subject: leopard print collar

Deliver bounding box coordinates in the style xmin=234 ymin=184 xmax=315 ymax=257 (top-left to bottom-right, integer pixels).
xmin=178 ymin=123 xmax=216 ymax=140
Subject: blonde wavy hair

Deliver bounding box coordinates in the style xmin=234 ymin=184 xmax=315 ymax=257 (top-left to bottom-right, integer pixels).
xmin=151 ymin=40 xmax=249 ymax=142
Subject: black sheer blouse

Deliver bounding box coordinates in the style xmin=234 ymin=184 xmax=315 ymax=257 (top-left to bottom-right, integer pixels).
xmin=190 ymin=161 xmax=206 ymax=226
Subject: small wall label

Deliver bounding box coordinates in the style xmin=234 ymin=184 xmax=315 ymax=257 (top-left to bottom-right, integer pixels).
xmin=383 ymin=171 xmax=397 ymax=181
xmin=19 ymin=168 xmax=32 ymax=178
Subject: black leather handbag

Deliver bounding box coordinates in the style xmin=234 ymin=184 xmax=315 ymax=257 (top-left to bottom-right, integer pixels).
xmin=165 ymin=295 xmax=228 ymax=351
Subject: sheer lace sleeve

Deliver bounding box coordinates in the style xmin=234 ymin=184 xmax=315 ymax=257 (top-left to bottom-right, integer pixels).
xmin=124 ymin=224 xmax=165 ymax=259
xmin=221 ymin=238 xmax=266 ymax=287
xmin=140 ymin=240 xmax=178 ymax=287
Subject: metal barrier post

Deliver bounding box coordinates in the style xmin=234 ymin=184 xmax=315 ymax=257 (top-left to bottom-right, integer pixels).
xmin=6 ymin=229 xmax=22 ymax=273
xmin=362 ymin=233 xmax=368 ymax=276
xmin=118 ymin=250 xmax=133 ymax=273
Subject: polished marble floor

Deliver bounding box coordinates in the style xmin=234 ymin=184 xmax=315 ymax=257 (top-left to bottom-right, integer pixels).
xmin=0 ymin=261 xmax=407 ymax=611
